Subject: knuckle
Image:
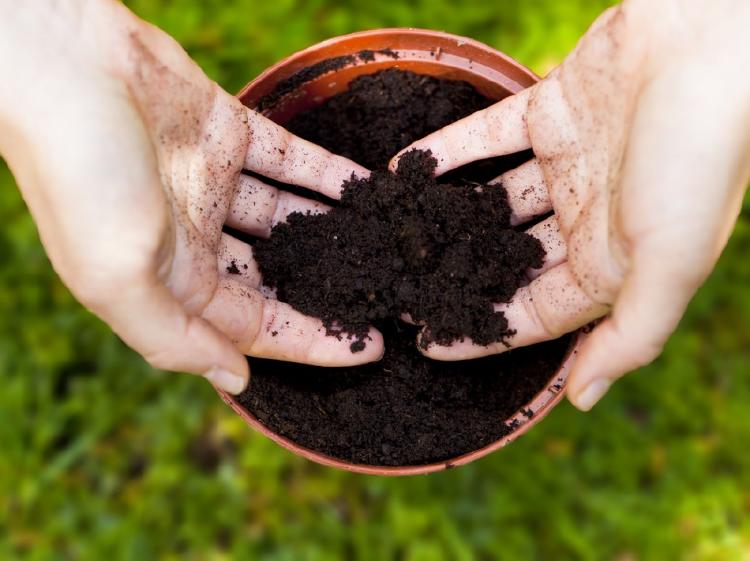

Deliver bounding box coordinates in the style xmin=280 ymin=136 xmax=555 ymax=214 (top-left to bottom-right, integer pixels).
xmin=233 ymin=290 xmax=265 ymax=352
xmin=295 ymin=332 xmax=317 ymax=363
xmin=270 ymin=192 xmax=288 ymax=225
xmin=520 ymin=290 xmax=547 ymax=334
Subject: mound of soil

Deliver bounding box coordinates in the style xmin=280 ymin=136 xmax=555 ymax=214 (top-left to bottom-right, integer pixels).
xmin=236 ymin=68 xmax=569 ymax=466
xmin=255 ymin=148 xmax=544 ymax=351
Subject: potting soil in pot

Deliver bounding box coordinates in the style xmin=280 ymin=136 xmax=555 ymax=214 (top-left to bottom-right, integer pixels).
xmin=235 ymin=68 xmax=572 ymax=466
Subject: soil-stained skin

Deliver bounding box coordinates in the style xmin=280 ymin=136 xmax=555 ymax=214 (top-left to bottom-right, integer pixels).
xmin=121 ymin=30 xmax=249 ymax=313
xmin=97 ymin=3 xmax=381 ymax=361
xmin=526 ymin=6 xmax=636 ymax=317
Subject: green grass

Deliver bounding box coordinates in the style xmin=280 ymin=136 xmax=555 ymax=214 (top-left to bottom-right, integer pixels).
xmin=3 ymin=0 xmax=750 ymax=559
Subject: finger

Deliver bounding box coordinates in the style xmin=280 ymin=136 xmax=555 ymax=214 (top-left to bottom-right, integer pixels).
xmin=389 ymin=88 xmax=532 ymax=176
xmin=526 ymin=216 xmax=567 ymax=280
xmin=217 ymin=233 xmax=261 ymax=287
xmin=567 ymin=243 xmax=699 ymax=411
xmin=101 ymin=277 xmax=249 ymax=394
xmin=421 ymin=262 xmax=607 ymax=361
xmin=226 ymin=174 xmax=330 ymax=238
xmin=202 ymin=277 xmax=384 ymax=366
xmin=245 ymin=109 xmax=369 ymax=199
xmin=491 ymin=159 xmax=552 ymax=225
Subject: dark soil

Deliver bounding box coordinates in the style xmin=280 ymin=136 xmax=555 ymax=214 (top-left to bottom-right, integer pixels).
xmin=254 ymin=149 xmax=545 ymax=350
xmin=285 ymin=68 xmax=491 ymax=170
xmin=237 ymin=67 xmax=569 ymax=466
xmin=237 ymin=323 xmax=571 ymax=466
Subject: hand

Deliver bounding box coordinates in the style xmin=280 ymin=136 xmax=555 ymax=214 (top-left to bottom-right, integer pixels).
xmin=392 ymin=0 xmax=750 ymax=410
xmin=0 ymin=0 xmax=383 ymax=394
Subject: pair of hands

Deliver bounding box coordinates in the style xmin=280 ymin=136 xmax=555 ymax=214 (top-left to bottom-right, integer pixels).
xmin=2 ymin=0 xmax=749 ymax=410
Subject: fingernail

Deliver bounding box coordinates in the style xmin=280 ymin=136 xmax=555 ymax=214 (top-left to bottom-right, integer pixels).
xmin=573 ymin=378 xmax=611 ymax=412
xmin=205 ymin=367 xmax=246 ymax=394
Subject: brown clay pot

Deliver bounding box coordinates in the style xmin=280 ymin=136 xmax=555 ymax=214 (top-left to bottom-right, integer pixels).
xmin=218 ymin=28 xmax=584 ymax=476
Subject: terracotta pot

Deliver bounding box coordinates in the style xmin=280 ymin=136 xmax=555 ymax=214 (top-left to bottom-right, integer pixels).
xmin=218 ymin=28 xmax=584 ymax=476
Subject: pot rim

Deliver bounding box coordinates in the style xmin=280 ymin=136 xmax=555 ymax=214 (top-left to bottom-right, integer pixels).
xmin=221 ymin=27 xmax=580 ymax=476
xmin=238 ymin=27 xmax=540 ymax=109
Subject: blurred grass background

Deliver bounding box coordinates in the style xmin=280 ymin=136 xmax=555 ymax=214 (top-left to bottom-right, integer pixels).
xmin=2 ymin=0 xmax=750 ymax=559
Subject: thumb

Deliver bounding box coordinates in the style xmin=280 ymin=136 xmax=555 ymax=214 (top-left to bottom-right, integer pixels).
xmin=567 ymin=241 xmax=699 ymax=411
xmin=96 ymin=277 xmax=249 ymax=394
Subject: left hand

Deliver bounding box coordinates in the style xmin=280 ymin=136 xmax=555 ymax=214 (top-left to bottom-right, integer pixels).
xmin=0 ymin=0 xmax=383 ymax=394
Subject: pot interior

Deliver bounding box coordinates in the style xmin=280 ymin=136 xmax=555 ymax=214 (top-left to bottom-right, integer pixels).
xmin=223 ymin=29 xmax=579 ymax=475
xmin=240 ymin=29 xmax=537 ymax=124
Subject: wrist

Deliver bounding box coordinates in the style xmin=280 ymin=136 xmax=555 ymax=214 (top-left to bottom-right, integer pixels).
xmin=626 ymin=0 xmax=750 ymax=68
xmin=0 ymin=0 xmax=124 ymax=134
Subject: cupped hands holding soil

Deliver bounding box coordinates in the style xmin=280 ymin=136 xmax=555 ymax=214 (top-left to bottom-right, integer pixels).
xmin=255 ymin=146 xmax=545 ymax=353
xmin=233 ymin=67 xmax=572 ymax=467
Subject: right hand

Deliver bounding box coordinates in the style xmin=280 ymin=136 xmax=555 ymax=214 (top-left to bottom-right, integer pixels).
xmin=392 ymin=0 xmax=750 ymax=410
